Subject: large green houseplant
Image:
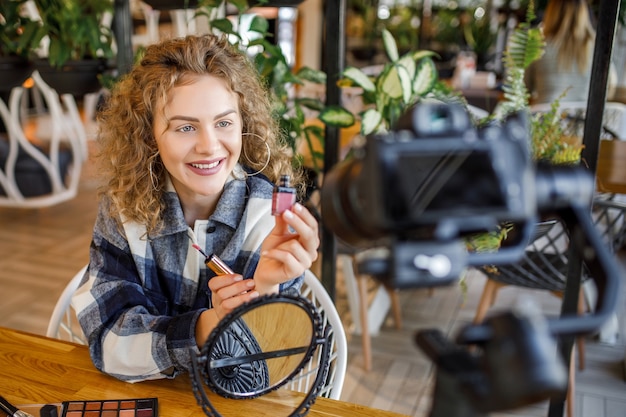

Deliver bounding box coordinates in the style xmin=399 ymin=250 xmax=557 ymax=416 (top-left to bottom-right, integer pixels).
xmin=28 ymin=0 xmax=115 ymax=96
xmin=339 ymin=28 xmax=444 ymax=136
xmin=0 ymin=0 xmax=40 ymax=92
xmin=0 ymin=0 xmax=40 ymax=59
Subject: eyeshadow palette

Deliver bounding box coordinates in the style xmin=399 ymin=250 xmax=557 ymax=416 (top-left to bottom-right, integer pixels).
xmin=61 ymin=398 xmax=158 ymax=417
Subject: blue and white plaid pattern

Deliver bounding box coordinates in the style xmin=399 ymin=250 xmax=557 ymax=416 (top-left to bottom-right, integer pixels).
xmin=72 ymin=166 xmax=302 ymax=382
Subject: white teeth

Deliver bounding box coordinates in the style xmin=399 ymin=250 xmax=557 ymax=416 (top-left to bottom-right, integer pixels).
xmin=191 ymin=161 xmax=219 ymax=169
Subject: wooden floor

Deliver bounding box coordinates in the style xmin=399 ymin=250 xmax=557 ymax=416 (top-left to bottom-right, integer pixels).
xmin=1 ymin=142 xmax=625 ymax=417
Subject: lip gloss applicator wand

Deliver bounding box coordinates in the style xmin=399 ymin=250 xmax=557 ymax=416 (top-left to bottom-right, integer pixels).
xmin=192 ymin=244 xmax=234 ymax=275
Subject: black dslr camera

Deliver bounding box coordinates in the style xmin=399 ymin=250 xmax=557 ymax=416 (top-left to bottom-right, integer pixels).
xmin=323 ymin=100 xmax=535 ymax=243
xmin=321 ymin=101 xmax=621 ymax=417
xmin=322 ymin=101 xmax=540 ymax=288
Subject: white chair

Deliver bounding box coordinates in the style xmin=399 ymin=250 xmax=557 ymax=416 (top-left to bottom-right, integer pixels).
xmin=48 ymin=266 xmax=347 ymax=400
xmin=0 ymin=71 xmax=87 ymax=208
xmin=46 ymin=264 xmax=88 ymax=344
xmin=283 ymin=270 xmax=348 ymax=400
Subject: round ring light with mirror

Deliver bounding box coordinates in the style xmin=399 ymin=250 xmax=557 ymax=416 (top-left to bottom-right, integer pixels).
xmin=190 ymin=292 xmax=332 ymax=417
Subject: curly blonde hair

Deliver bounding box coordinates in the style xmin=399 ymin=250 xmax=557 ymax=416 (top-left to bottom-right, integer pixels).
xmin=96 ymin=34 xmax=301 ymax=232
xmin=542 ymin=0 xmax=595 ymax=73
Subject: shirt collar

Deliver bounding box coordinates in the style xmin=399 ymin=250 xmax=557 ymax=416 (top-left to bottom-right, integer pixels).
xmin=150 ymin=165 xmax=248 ymax=238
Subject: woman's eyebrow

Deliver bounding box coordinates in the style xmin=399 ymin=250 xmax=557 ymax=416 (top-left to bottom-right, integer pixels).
xmin=169 ymin=115 xmax=199 ymax=122
xmin=214 ymin=109 xmax=238 ymax=119
xmin=168 ymin=109 xmax=237 ymax=123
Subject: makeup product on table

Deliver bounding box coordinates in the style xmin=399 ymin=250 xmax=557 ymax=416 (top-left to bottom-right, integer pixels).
xmin=60 ymin=398 xmax=157 ymax=417
xmin=40 ymin=404 xmax=59 ymax=417
xmin=0 ymin=395 xmax=35 ymax=417
xmin=271 ymin=174 xmax=296 ymax=216
xmin=192 ymin=245 xmax=234 ymax=275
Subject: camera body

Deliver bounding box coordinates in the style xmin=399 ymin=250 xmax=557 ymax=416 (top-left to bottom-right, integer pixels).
xmin=321 ymin=101 xmax=621 ymax=417
xmin=322 ymin=100 xmax=536 ymax=247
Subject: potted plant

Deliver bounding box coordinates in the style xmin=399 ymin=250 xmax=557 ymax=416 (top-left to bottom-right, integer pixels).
xmin=28 ymin=0 xmax=115 ymax=97
xmin=463 ymin=6 xmax=498 ymax=71
xmin=338 ymin=28 xmax=444 ymax=136
xmin=347 ymin=0 xmax=381 ymax=62
xmin=0 ymin=0 xmax=40 ymax=93
xmin=148 ymin=0 xmax=305 ymax=11
xmin=142 ymin=0 xmax=200 ymax=10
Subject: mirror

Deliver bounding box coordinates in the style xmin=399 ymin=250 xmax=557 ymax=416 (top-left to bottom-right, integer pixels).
xmin=190 ymin=293 xmax=332 ymax=417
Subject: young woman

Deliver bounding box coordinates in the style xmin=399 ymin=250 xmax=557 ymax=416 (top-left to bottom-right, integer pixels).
xmin=72 ymin=34 xmax=319 ymax=382
xmin=525 ymin=0 xmax=615 ymax=104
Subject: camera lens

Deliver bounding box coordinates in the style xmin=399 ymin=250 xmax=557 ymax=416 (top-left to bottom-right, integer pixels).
xmin=321 ymin=158 xmax=383 ymax=247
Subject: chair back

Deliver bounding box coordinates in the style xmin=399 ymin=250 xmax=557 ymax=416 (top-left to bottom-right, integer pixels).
xmin=282 ymin=270 xmax=348 ymax=400
xmin=0 ymin=71 xmax=87 ymax=208
xmin=479 ymin=197 xmax=626 ymax=291
xmin=48 ymin=266 xmax=348 ymax=401
xmin=46 ymin=264 xmax=88 ymax=344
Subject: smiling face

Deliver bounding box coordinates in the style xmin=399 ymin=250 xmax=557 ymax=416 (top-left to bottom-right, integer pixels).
xmin=154 ymin=74 xmax=242 ymax=219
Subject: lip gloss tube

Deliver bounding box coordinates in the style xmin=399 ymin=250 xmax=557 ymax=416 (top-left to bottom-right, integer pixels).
xmin=205 ymin=253 xmax=234 ymax=275
xmin=272 ymin=174 xmax=296 ymax=216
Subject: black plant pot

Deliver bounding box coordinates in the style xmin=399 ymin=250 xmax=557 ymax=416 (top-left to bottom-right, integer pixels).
xmin=0 ymin=55 xmax=35 ymax=94
xmin=251 ymin=0 xmax=305 ymax=6
xmin=34 ymin=59 xmax=108 ymax=98
xmin=143 ymin=0 xmax=305 ymax=9
xmin=350 ymin=46 xmax=378 ymax=62
xmin=142 ymin=0 xmax=199 ymax=10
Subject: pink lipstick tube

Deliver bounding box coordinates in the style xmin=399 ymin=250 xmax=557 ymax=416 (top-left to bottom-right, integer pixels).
xmin=272 ymin=174 xmax=296 ymax=216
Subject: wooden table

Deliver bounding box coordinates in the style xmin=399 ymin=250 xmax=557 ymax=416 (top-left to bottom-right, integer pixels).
xmin=0 ymin=327 xmax=407 ymax=417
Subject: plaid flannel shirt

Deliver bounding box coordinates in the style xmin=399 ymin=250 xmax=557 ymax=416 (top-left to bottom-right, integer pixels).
xmin=72 ymin=166 xmax=302 ymax=382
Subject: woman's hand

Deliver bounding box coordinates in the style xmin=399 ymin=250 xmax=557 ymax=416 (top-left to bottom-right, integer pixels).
xmin=254 ymin=202 xmax=320 ymax=294
xmin=195 ymin=274 xmax=259 ymax=347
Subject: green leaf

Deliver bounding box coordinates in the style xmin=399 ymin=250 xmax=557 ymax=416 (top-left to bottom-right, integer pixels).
xmin=296 ymin=67 xmax=327 ymax=84
xmin=361 ymin=108 xmax=383 ymax=135
xmin=379 ymin=65 xmax=403 ymax=99
xmin=387 ymin=101 xmax=404 ymax=128
xmin=411 ymin=50 xmax=438 ymax=61
xmin=397 ymin=55 xmax=417 ymax=80
xmin=248 ymin=15 xmax=269 ymax=35
xmin=343 ymin=67 xmax=375 ymax=92
xmin=210 ymin=18 xmax=236 ymax=35
xmin=413 ymin=58 xmax=437 ymax=96
xmin=397 ymin=64 xmax=412 ymax=103
xmin=382 ymin=29 xmax=399 ymax=62
xmin=296 ymin=97 xmax=325 ymax=111
xmin=319 ymin=106 xmax=355 ymax=128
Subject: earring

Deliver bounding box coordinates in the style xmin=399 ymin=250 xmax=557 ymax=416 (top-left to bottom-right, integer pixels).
xmin=241 ymin=133 xmax=271 ymax=177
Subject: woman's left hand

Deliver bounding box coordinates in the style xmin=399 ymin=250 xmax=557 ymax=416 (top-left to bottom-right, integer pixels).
xmin=253 ymin=202 xmax=319 ymax=294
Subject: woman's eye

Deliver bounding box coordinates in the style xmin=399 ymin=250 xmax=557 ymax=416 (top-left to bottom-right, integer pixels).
xmin=216 ymin=120 xmax=231 ymax=128
xmin=177 ymin=125 xmax=195 ymax=133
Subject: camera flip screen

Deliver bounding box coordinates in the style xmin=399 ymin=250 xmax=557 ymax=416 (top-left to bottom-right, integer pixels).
xmin=390 ymin=148 xmax=507 ymax=223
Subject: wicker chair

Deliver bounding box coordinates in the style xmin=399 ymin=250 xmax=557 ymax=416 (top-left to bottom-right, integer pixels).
xmin=473 ymin=196 xmax=626 ymax=417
